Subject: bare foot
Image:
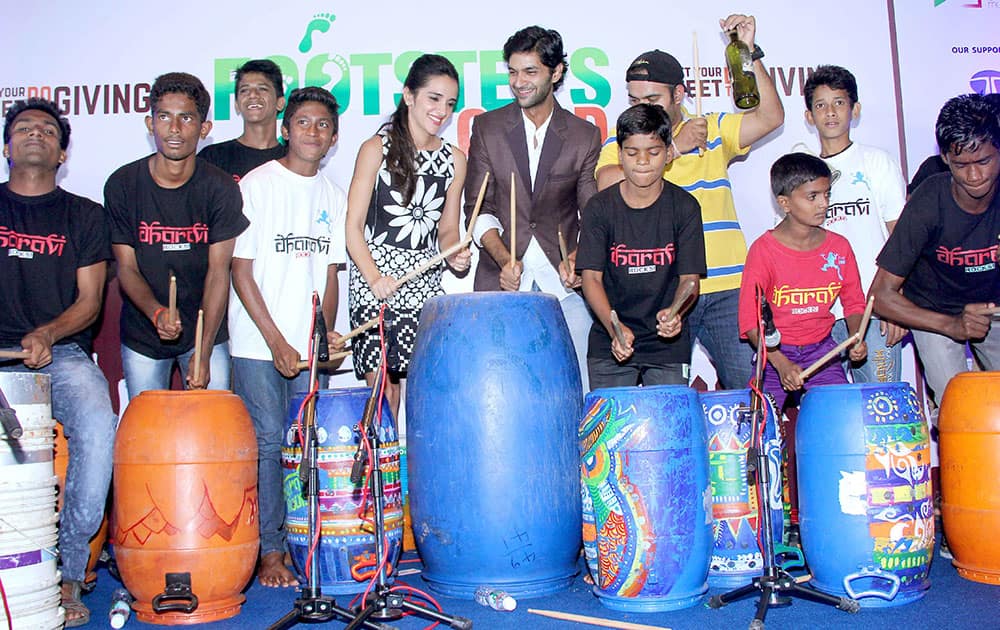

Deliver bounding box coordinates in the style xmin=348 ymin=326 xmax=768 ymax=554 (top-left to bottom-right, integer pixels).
xmin=259 ymin=551 xmax=300 ymax=587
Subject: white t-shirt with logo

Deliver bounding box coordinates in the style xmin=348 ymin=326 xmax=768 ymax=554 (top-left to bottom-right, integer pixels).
xmin=821 ymin=142 xmax=906 ymax=318
xmin=229 ymin=159 xmax=347 ymax=360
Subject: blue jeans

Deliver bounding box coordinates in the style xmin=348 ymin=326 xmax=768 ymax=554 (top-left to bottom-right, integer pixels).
xmin=687 ymin=288 xmax=755 ymax=390
xmin=231 ymin=357 xmax=317 ymax=557
xmin=831 ymin=317 xmax=902 ymax=383
xmin=912 ymin=319 xmax=1000 ymax=404
xmin=587 ymin=356 xmax=686 ymax=390
xmin=121 ymin=342 xmax=231 ymax=399
xmin=0 ymin=344 xmax=116 ymax=583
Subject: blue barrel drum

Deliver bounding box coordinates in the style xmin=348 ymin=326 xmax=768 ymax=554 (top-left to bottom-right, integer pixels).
xmin=406 ymin=292 xmax=583 ymax=599
xmin=699 ymin=389 xmax=785 ymax=588
xmin=796 ymin=383 xmax=933 ymax=607
xmin=581 ymin=385 xmax=713 ymax=612
xmin=281 ymin=388 xmax=403 ymax=594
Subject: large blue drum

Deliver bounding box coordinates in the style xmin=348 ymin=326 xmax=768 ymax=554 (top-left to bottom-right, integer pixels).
xmin=580 ymin=385 xmax=713 ymax=612
xmin=797 ymin=383 xmax=933 ymax=607
xmin=406 ymin=292 xmax=582 ymax=599
xmin=699 ymin=389 xmax=784 ymax=588
xmin=281 ymin=388 xmax=403 ymax=594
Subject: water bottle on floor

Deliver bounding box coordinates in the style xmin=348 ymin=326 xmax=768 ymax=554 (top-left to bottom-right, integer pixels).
xmin=109 ymin=587 xmax=133 ymax=628
xmin=474 ymin=586 xmax=516 ymax=611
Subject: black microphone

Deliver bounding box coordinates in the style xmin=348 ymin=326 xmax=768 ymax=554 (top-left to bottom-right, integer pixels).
xmin=313 ymin=301 xmax=329 ymax=362
xmin=350 ymin=373 xmax=381 ymax=486
xmin=761 ymin=295 xmax=781 ymax=349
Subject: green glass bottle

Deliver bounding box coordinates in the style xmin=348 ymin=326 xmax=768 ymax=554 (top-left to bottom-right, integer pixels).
xmin=725 ymin=30 xmax=760 ymax=110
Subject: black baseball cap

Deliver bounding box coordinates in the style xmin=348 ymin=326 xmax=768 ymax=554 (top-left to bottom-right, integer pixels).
xmin=625 ymin=50 xmax=685 ymax=86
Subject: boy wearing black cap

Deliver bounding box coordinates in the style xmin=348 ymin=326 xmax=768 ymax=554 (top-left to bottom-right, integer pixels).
xmin=595 ymin=13 xmax=784 ymax=391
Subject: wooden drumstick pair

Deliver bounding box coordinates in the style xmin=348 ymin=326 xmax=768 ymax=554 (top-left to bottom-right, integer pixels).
xmin=799 ymin=296 xmax=875 ymax=380
xmin=608 ymin=279 xmax=697 ymax=349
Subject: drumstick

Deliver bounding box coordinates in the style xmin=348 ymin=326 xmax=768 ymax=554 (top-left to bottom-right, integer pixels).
xmin=558 ymin=229 xmax=570 ymax=263
xmin=692 ymin=31 xmax=702 ymax=118
xmin=609 ymin=310 xmax=627 ymax=347
xmin=664 ymin=278 xmax=698 ymax=322
xmin=168 ymin=274 xmax=177 ymax=323
xmin=295 ymin=350 xmax=352 ymax=371
xmin=528 ymin=609 xmax=671 ymax=630
xmin=509 ymin=171 xmax=517 ymax=269
xmin=853 ymin=296 xmax=876 ymax=350
xmin=192 ymin=309 xmax=204 ymax=384
xmin=0 ymin=350 xmax=30 ymax=360
xmin=800 ymin=333 xmax=860 ymax=380
xmin=465 ymin=172 xmax=490 ymax=239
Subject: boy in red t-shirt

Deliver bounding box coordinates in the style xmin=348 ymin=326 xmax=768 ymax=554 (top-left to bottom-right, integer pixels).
xmin=738 ymin=152 xmax=868 ymax=413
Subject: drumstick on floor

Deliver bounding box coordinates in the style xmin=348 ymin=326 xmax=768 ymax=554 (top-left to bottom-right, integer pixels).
xmin=800 ymin=333 xmax=860 ymax=380
xmin=853 ymin=296 xmax=876 ymax=351
xmin=192 ymin=309 xmax=204 ymax=385
xmin=528 ymin=608 xmax=671 ymax=630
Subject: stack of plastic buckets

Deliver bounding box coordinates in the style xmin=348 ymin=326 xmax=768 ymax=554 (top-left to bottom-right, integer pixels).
xmin=0 ymin=372 xmax=64 ymax=630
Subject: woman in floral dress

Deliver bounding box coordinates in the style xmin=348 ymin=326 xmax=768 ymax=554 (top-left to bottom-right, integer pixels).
xmin=344 ymin=54 xmax=470 ymax=417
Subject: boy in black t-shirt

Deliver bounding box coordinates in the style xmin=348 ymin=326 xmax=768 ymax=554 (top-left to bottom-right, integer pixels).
xmin=873 ymin=93 xmax=1000 ymax=404
xmin=105 ymin=72 xmax=248 ymax=396
xmin=199 ymin=59 xmax=287 ymax=181
xmin=577 ymin=104 xmax=705 ymax=389
xmin=1 ymin=98 xmax=116 ymax=627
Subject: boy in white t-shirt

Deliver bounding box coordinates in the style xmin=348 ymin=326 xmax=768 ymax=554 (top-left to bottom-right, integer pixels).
xmin=229 ymin=86 xmax=347 ymax=588
xmin=802 ymin=65 xmax=907 ymax=383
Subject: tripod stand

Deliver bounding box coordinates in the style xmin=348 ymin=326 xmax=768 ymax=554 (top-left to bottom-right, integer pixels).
xmin=707 ymin=295 xmax=860 ymax=629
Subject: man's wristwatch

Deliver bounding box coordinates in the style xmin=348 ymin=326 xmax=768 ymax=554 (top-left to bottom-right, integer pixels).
xmin=751 ymin=45 xmax=765 ymax=62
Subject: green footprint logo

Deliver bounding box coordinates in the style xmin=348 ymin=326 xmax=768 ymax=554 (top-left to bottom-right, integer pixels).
xmin=299 ymin=13 xmax=336 ymax=54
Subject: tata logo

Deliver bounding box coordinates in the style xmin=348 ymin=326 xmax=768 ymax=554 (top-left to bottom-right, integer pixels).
xmin=970 ymin=70 xmax=1000 ymax=95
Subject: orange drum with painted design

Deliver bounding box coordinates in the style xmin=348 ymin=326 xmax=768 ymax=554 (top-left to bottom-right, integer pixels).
xmin=939 ymin=372 xmax=1000 ymax=584
xmin=113 ymin=390 xmax=259 ymax=624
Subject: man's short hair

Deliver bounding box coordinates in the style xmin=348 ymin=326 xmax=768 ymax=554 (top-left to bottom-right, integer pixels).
xmin=625 ymin=50 xmax=685 ymax=89
xmin=616 ymin=103 xmax=672 ymax=148
xmin=150 ymin=72 xmax=211 ymax=122
xmin=281 ymin=87 xmax=339 ymax=135
xmin=804 ymin=65 xmax=859 ymax=110
xmin=936 ymin=93 xmax=1000 ymax=156
xmin=770 ymin=152 xmax=832 ymax=197
xmin=3 ymin=98 xmax=71 ymax=151
xmin=235 ymin=59 xmax=284 ymax=98
xmin=502 ymin=26 xmax=568 ymax=91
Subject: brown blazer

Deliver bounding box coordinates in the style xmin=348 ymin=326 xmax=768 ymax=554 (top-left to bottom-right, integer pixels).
xmin=464 ymin=100 xmax=601 ymax=291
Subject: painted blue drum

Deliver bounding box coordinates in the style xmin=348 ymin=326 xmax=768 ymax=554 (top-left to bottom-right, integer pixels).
xmin=580 ymin=385 xmax=713 ymax=611
xmin=796 ymin=382 xmax=933 ymax=608
xmin=406 ymin=292 xmax=583 ymax=599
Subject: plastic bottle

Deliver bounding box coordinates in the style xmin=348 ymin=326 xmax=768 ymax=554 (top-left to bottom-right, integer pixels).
xmin=108 ymin=587 xmax=133 ymax=629
xmin=724 ymin=30 xmax=760 ymax=110
xmin=474 ymin=585 xmax=516 ymax=611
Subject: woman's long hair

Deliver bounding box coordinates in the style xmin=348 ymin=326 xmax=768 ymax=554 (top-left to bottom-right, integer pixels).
xmin=382 ymin=54 xmax=459 ymax=206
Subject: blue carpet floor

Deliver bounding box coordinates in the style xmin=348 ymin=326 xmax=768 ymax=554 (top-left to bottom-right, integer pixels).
xmin=65 ymin=535 xmax=998 ymax=630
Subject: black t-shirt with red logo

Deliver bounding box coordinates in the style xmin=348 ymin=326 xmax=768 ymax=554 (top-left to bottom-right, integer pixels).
xmin=198 ymin=139 xmax=287 ymax=182
xmin=877 ymin=172 xmax=1000 ymax=316
xmin=0 ymin=184 xmax=111 ymax=354
xmin=104 ymin=156 xmax=248 ymax=359
xmin=577 ymin=181 xmax=706 ymax=364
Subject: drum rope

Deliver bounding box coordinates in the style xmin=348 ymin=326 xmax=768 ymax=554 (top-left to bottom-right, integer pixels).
xmin=0 ymin=515 xmax=59 ymax=561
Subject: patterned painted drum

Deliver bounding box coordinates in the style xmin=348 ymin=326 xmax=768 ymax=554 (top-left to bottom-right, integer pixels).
xmin=581 ymin=385 xmax=713 ymax=612
xmin=797 ymin=383 xmax=933 ymax=607
xmin=699 ymin=389 xmax=784 ymax=588
xmin=281 ymin=388 xmax=402 ymax=594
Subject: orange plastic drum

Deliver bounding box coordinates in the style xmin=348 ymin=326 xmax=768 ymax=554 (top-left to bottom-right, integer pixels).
xmin=939 ymin=372 xmax=1000 ymax=584
xmin=54 ymin=424 xmax=108 ymax=585
xmin=113 ymin=390 xmax=259 ymax=624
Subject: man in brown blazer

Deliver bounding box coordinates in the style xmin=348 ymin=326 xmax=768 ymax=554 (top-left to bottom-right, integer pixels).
xmin=465 ymin=25 xmax=601 ymax=391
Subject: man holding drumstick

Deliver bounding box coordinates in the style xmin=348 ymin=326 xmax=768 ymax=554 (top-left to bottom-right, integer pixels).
xmin=872 ymin=93 xmax=1000 ymax=404
xmin=0 ymin=98 xmax=117 ymax=627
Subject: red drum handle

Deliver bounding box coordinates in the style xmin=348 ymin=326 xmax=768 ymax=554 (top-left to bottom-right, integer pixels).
xmin=151 ymin=572 xmax=200 ymax=614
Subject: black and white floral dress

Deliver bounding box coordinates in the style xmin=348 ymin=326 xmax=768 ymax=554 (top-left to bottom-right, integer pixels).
xmin=349 ymin=131 xmax=454 ymax=377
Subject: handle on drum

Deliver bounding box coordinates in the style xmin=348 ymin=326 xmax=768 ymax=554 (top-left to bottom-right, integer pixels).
xmin=151 ymin=572 xmax=199 ymax=614
xmin=773 ymin=544 xmax=806 ymax=571
xmin=842 ymin=566 xmax=900 ymax=601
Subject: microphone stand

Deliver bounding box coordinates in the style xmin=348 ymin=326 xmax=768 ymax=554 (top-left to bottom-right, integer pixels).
xmin=709 ymin=297 xmax=860 ymax=629
xmin=343 ymin=358 xmax=471 ymax=630
xmin=268 ymin=307 xmax=392 ymax=630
